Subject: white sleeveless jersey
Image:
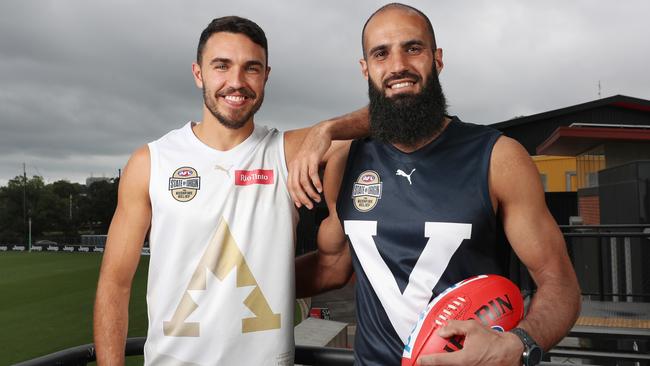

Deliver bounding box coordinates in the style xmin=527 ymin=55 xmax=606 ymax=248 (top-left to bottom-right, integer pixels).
xmin=144 ymin=122 xmax=298 ymax=366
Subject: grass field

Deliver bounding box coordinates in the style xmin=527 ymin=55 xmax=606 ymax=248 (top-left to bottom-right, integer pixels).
xmin=0 ymin=252 xmax=149 ymax=365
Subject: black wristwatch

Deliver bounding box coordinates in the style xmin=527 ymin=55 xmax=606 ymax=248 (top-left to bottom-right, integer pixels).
xmin=510 ymin=328 xmax=543 ymax=366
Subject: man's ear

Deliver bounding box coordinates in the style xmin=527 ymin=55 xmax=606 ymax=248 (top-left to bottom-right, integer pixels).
xmin=265 ymin=66 xmax=271 ymax=82
xmin=192 ymin=62 xmax=204 ymax=89
xmin=434 ymin=48 xmax=444 ymax=75
xmin=360 ymin=58 xmax=369 ymax=80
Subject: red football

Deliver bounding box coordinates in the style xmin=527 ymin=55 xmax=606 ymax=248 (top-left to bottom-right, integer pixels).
xmin=401 ymin=274 xmax=524 ymax=366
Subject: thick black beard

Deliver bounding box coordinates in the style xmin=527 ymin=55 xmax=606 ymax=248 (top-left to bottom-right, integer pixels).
xmin=368 ymin=69 xmax=448 ymax=147
xmin=203 ymin=88 xmax=264 ymax=130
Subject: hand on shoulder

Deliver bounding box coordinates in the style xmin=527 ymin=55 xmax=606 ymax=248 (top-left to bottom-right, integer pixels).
xmin=285 ymin=125 xmax=332 ymax=209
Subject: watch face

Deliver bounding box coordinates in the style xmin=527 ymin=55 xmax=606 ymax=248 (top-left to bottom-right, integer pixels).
xmin=527 ymin=346 xmax=543 ymax=366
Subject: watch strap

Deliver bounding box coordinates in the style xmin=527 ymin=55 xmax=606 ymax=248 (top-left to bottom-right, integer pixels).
xmin=511 ymin=327 xmax=535 ymax=347
xmin=510 ymin=327 xmax=543 ymax=366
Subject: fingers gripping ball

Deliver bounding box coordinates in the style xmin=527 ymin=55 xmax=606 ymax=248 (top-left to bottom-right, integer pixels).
xmin=401 ymin=274 xmax=524 ymax=366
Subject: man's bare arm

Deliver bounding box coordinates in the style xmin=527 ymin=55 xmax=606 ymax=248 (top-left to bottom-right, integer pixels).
xmin=419 ymin=137 xmax=581 ymax=366
xmin=285 ymin=106 xmax=369 ymax=209
xmin=295 ymin=142 xmax=354 ymax=298
xmin=493 ymin=137 xmax=581 ymax=350
xmin=94 ymin=146 xmax=152 ymax=366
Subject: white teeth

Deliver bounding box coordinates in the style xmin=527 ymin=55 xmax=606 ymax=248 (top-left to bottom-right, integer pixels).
xmin=390 ymin=82 xmax=414 ymax=89
xmin=224 ymin=95 xmax=246 ymax=102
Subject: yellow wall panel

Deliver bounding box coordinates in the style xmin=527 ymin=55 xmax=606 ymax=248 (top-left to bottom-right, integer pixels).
xmin=532 ymin=155 xmax=577 ymax=192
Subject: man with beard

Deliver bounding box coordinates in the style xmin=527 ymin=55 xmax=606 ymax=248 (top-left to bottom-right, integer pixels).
xmin=94 ymin=16 xmax=368 ymax=365
xmin=295 ymin=4 xmax=580 ymax=366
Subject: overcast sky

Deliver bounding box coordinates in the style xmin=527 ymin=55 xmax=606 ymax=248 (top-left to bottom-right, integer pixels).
xmin=1 ymin=0 xmax=649 ymax=185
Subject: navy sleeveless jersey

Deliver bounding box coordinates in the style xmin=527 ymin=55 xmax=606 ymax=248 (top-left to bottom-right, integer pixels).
xmin=337 ymin=117 xmax=508 ymax=365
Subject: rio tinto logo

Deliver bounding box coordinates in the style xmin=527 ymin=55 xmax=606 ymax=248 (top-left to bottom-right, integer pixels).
xmin=235 ymin=169 xmax=274 ymax=186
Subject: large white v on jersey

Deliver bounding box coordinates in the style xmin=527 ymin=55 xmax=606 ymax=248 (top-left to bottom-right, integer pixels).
xmin=344 ymin=220 xmax=471 ymax=342
xmin=145 ymin=122 xmax=298 ymax=366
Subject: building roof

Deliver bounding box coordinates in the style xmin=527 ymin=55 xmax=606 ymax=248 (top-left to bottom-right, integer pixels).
xmin=537 ymin=125 xmax=650 ymax=156
xmin=489 ymin=94 xmax=650 ymax=155
xmin=491 ymin=95 xmax=650 ymax=130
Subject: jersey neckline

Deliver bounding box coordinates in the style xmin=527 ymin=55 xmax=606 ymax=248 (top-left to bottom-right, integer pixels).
xmin=377 ymin=115 xmax=460 ymax=164
xmin=183 ymin=121 xmax=268 ymax=160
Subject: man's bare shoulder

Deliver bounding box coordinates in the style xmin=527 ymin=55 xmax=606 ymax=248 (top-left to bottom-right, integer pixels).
xmin=130 ymin=144 xmax=151 ymax=165
xmin=489 ymin=136 xmax=545 ymax=207
xmin=490 ymin=136 xmax=539 ymax=184
xmin=491 ymin=136 xmax=532 ymax=169
xmin=120 ymin=145 xmax=151 ymax=193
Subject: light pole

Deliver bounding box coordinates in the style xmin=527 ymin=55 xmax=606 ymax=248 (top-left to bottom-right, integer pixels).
xmin=28 ymin=216 xmax=32 ymax=252
xmin=23 ymin=163 xmax=27 ymax=245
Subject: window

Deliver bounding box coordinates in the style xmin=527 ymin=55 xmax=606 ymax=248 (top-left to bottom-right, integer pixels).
xmin=576 ymin=145 xmax=605 ymax=188
xmin=565 ymin=171 xmax=577 ymax=191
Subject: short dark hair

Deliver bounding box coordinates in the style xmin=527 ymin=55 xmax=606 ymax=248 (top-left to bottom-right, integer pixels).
xmin=197 ymin=16 xmax=268 ymax=66
xmin=361 ymin=3 xmax=437 ymax=59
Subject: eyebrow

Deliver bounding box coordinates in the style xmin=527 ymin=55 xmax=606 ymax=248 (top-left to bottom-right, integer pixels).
xmin=402 ymin=39 xmax=426 ymax=48
xmin=209 ymin=57 xmax=231 ymax=65
xmin=368 ymin=44 xmax=388 ymax=56
xmin=244 ymin=60 xmax=265 ymax=68
xmin=368 ymin=39 xmax=427 ymax=56
xmin=209 ymin=58 xmax=265 ymax=68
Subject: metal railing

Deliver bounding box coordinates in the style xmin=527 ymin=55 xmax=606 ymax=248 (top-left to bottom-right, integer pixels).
xmin=13 ymin=338 xmax=356 ymax=366
xmin=559 ymin=224 xmax=650 ymax=302
xmin=14 ymin=329 xmax=650 ymax=366
xmin=13 ymin=225 xmax=650 ymax=365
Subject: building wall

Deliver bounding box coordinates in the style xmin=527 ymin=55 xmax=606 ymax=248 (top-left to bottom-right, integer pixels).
xmin=532 ymin=155 xmax=577 ymax=192
xmin=605 ymin=142 xmax=650 ymax=168
xmin=578 ymin=196 xmax=600 ymax=225
xmin=599 ymin=160 xmax=650 ymax=224
xmin=576 ymin=148 xmax=606 ymax=189
xmin=578 ymin=187 xmax=600 ymax=225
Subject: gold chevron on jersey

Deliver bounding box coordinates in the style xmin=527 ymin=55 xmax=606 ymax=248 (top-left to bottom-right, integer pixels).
xmin=163 ymin=217 xmax=281 ymax=337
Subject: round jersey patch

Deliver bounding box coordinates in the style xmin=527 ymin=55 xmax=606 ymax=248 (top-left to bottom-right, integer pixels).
xmin=352 ymin=170 xmax=382 ymax=212
xmin=168 ymin=166 xmax=201 ymax=202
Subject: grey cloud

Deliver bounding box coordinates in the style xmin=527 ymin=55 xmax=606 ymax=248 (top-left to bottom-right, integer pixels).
xmin=1 ymin=0 xmax=649 ymax=184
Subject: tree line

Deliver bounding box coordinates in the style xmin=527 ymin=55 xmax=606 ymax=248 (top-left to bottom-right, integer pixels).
xmin=0 ymin=176 xmax=118 ymax=244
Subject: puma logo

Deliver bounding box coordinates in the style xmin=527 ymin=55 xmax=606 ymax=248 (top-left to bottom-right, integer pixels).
xmin=214 ymin=164 xmax=231 ymax=177
xmin=396 ymin=168 xmax=416 ymax=185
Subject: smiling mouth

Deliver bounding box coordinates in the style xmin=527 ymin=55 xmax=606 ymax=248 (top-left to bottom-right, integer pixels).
xmin=223 ymin=95 xmax=248 ymax=102
xmin=384 ymin=71 xmax=421 ymax=91
xmin=219 ymin=94 xmax=253 ymax=108
xmin=389 ymin=81 xmax=415 ymax=90
xmin=217 ymin=87 xmax=256 ymax=107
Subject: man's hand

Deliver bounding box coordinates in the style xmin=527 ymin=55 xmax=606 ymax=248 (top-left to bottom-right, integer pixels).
xmin=417 ymin=320 xmax=523 ymax=366
xmin=284 ymin=106 xmax=369 ymax=209
xmin=287 ymin=124 xmax=331 ymax=209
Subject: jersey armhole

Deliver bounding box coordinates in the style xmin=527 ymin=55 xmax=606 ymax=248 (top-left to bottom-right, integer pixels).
xmin=277 ymin=130 xmax=293 ymax=203
xmin=147 ymin=142 xmax=158 ymax=211
xmin=481 ymin=132 xmax=502 ymax=222
xmin=335 ymin=139 xmax=361 ymax=222
xmin=278 ymin=130 xmax=290 ymax=179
